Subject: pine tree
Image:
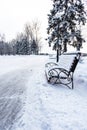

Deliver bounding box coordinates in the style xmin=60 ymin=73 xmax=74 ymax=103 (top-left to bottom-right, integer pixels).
xmin=31 ymin=39 xmax=38 ymax=54
xmin=47 ymin=0 xmax=86 ymax=62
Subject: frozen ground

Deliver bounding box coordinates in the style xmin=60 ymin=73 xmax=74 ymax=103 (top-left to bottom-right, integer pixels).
xmin=0 ymin=55 xmax=87 ymax=130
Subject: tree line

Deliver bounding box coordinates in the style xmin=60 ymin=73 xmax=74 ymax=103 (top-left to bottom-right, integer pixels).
xmin=0 ymin=20 xmax=42 ymax=55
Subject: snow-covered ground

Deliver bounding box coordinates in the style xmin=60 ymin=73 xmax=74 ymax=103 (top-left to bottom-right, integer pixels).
xmin=0 ymin=54 xmax=87 ymax=130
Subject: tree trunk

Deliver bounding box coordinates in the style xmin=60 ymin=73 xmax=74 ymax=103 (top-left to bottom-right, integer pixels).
xmin=64 ymin=43 xmax=67 ymax=52
xmin=76 ymin=43 xmax=80 ymax=51
xmin=56 ymin=49 xmax=59 ymax=62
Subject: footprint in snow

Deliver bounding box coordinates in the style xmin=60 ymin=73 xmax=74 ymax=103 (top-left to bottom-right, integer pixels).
xmin=41 ymin=122 xmax=51 ymax=130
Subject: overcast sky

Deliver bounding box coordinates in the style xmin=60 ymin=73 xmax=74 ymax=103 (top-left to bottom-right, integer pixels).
xmin=0 ymin=0 xmax=52 ymax=41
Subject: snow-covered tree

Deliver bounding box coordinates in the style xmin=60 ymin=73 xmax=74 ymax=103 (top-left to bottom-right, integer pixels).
xmin=47 ymin=0 xmax=86 ymax=62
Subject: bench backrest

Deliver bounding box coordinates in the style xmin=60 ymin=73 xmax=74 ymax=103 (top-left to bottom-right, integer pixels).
xmin=69 ymin=53 xmax=81 ymax=73
xmin=57 ymin=55 xmax=75 ymax=71
xmin=56 ymin=52 xmax=81 ymax=74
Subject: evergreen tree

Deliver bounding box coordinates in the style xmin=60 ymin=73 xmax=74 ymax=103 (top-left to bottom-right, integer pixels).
xmin=21 ymin=37 xmax=29 ymax=55
xmin=47 ymin=0 xmax=86 ymax=62
xmin=31 ymin=39 xmax=38 ymax=54
xmin=15 ymin=36 xmax=29 ymax=55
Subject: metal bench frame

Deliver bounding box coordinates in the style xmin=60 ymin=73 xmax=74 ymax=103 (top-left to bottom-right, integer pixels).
xmin=45 ymin=53 xmax=81 ymax=89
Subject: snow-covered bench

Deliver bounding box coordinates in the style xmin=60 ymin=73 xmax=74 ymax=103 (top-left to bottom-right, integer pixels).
xmin=45 ymin=53 xmax=81 ymax=89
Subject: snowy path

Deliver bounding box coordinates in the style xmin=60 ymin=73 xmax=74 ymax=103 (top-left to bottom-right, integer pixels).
xmin=0 ymin=55 xmax=48 ymax=130
xmin=0 ymin=55 xmax=87 ymax=130
xmin=0 ymin=68 xmax=31 ymax=130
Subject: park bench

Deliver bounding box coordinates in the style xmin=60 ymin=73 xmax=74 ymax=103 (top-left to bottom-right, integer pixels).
xmin=45 ymin=53 xmax=81 ymax=89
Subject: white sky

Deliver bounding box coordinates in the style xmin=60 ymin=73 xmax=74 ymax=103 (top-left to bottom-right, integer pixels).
xmin=0 ymin=0 xmax=87 ymax=53
xmin=0 ymin=0 xmax=52 ymax=41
